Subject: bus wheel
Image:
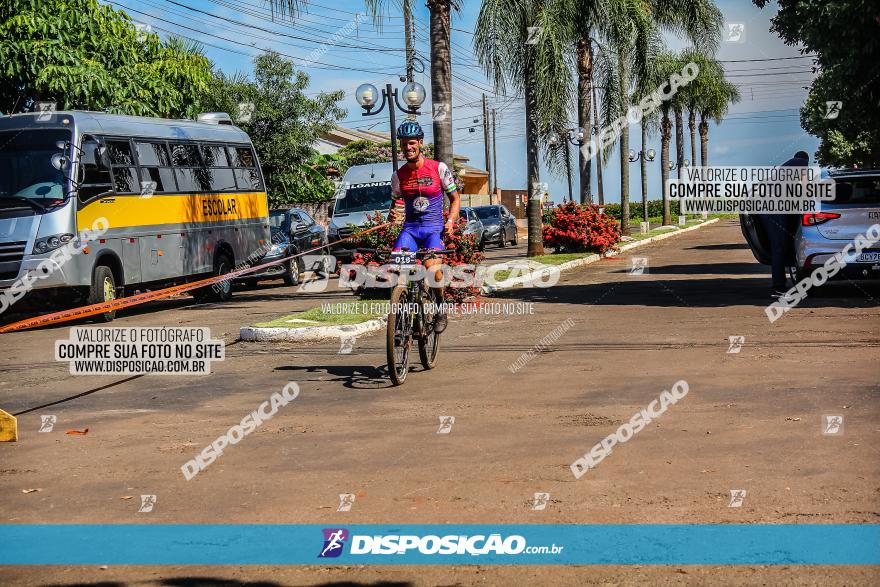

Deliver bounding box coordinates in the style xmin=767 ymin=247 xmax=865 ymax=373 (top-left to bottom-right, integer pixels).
xmin=211 ymin=253 xmax=234 ymax=302
xmin=88 ymin=265 xmax=117 ymax=322
xmin=193 ymin=252 xmax=234 ymax=303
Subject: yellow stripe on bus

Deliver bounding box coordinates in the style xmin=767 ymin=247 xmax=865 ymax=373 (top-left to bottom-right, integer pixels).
xmin=76 ymin=192 xmax=269 ymax=230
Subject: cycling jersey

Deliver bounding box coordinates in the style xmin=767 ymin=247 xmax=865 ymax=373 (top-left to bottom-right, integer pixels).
xmin=391 ymin=158 xmax=457 ymax=229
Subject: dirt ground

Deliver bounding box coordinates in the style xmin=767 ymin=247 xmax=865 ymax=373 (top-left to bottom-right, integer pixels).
xmin=1 ymin=220 xmax=878 ymax=585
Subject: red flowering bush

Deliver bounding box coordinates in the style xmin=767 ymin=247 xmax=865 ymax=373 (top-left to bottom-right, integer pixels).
xmin=542 ymin=201 xmax=620 ymax=254
xmin=345 ymin=211 xmax=484 ymax=303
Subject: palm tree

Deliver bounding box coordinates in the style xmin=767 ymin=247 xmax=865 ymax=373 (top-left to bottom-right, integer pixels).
xmin=696 ymin=66 xmax=740 ymax=167
xmin=425 ymin=0 xmax=460 ymax=169
xmin=562 ymin=0 xmax=722 ymax=207
xmin=654 ymin=52 xmax=684 ymax=225
xmin=475 ymin=0 xmax=571 ymax=257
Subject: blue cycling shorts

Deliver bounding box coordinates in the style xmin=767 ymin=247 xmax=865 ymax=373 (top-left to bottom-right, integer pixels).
xmin=394 ymin=224 xmax=444 ymax=251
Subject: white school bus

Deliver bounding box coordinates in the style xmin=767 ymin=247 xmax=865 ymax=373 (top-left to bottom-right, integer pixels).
xmin=0 ymin=110 xmax=270 ymax=321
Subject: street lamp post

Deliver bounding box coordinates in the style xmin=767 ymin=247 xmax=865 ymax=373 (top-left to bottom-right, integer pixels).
xmin=548 ymin=127 xmax=586 ymax=203
xmin=355 ymin=81 xmax=427 ymax=170
xmin=628 ymin=148 xmax=656 ymax=222
xmin=667 ymin=158 xmax=689 ymax=171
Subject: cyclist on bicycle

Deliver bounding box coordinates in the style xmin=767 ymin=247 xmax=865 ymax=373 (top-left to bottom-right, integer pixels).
xmin=388 ymin=120 xmax=461 ymax=333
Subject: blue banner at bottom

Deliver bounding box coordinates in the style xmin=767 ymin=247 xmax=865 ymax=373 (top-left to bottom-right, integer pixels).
xmin=2 ymin=524 xmax=878 ymax=565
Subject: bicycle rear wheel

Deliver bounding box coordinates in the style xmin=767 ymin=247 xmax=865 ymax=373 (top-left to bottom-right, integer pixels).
xmin=386 ymin=285 xmax=412 ymax=385
xmin=419 ymin=288 xmax=442 ymax=369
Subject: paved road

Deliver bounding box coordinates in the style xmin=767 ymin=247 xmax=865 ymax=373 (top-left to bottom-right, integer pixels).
xmin=1 ymin=219 xmax=878 ymax=585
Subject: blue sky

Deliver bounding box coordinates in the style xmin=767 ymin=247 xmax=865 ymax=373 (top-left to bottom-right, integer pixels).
xmin=111 ymin=0 xmax=819 ymax=205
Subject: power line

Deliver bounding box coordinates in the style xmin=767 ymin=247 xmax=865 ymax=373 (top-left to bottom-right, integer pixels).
xmin=719 ymin=55 xmax=816 ymax=63
xmin=112 ymin=3 xmax=403 ymax=76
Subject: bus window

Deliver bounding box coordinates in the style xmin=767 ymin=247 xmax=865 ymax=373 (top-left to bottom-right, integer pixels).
xmin=107 ymin=140 xmax=139 ymax=194
xmin=228 ymin=146 xmax=263 ymax=191
xmin=170 ymin=142 xmax=210 ymax=192
xmin=77 ymin=135 xmax=112 ymax=202
xmin=136 ymin=141 xmax=176 ymax=193
xmin=203 ymin=144 xmax=236 ymax=192
xmin=201 ymin=145 xmax=229 ymax=167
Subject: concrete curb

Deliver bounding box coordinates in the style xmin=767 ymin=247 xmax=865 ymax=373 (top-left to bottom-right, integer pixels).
xmin=241 ymin=218 xmax=721 ymax=342
xmin=481 ymin=218 xmax=720 ymax=292
xmin=240 ymin=317 xmax=387 ymax=343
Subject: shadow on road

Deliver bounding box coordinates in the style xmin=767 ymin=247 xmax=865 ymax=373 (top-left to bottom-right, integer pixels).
xmin=493 ymin=277 xmax=880 ymax=308
xmin=686 ymin=243 xmax=751 ymax=251
xmin=610 ymin=262 xmax=767 ymax=275
xmin=275 ymin=363 xmax=396 ymax=390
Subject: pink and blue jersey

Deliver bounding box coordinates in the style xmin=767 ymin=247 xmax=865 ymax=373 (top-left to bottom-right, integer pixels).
xmin=391 ymin=158 xmax=457 ymax=230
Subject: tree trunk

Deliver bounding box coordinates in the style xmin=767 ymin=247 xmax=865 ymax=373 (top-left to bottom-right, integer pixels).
xmin=620 ymin=128 xmax=630 ymax=233
xmin=591 ymin=80 xmax=604 ymax=205
xmin=674 ymin=107 xmax=684 ymax=179
xmin=661 ymin=111 xmax=672 ymax=225
xmin=576 ymin=37 xmax=593 ymax=204
xmin=428 ymin=0 xmax=453 ymax=169
xmin=641 ymin=122 xmax=648 ymax=223
xmin=404 ymin=0 xmax=415 ymax=82
xmin=699 ymin=116 xmax=709 ymax=167
xmin=524 ymin=60 xmax=544 ymax=257
xmin=688 ymin=108 xmax=697 ymax=169
xmin=618 ymin=55 xmax=630 ymax=234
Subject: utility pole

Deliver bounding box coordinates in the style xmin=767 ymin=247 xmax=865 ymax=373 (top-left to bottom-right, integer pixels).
xmin=491 ymin=108 xmax=498 ymax=199
xmin=403 ymin=2 xmax=415 ymax=83
xmin=482 ymin=94 xmax=492 ymax=197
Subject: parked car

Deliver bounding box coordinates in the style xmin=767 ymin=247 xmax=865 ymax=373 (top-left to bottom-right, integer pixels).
xmin=741 ymin=169 xmax=880 ymax=282
xmin=460 ymin=206 xmax=487 ymax=250
xmin=242 ymin=207 xmax=331 ymax=286
xmin=474 ymin=204 xmax=518 ymax=247
xmin=328 ymin=162 xmax=394 ymax=262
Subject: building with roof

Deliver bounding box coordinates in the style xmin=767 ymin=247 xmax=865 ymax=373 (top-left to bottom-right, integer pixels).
xmin=317 ymin=125 xmax=490 ymax=197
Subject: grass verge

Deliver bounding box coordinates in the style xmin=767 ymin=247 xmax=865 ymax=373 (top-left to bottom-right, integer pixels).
xmin=252 ymin=300 xmax=386 ymax=329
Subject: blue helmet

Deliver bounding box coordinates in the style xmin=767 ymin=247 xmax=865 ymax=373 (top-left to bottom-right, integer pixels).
xmin=397 ymin=120 xmax=424 ymax=139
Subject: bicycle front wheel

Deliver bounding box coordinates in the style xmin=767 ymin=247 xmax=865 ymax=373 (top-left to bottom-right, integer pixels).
xmin=419 ymin=288 xmax=442 ymax=369
xmin=386 ymin=285 xmax=412 ymax=386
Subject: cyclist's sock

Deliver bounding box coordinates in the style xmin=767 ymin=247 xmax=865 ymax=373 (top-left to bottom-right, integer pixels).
xmin=433 ymin=287 xmax=447 ymax=333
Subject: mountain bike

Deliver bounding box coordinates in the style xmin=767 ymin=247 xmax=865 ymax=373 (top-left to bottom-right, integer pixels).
xmin=386 ymin=248 xmax=454 ymax=385
xmin=356 ymin=248 xmax=452 ymax=386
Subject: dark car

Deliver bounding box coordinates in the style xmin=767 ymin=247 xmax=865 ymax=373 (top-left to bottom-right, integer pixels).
xmin=460 ymin=206 xmax=487 ymax=251
xmin=242 ymin=207 xmax=331 ymax=286
xmin=474 ymin=204 xmax=518 ymax=247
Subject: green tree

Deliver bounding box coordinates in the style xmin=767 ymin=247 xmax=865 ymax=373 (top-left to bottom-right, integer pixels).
xmin=753 ymin=0 xmax=879 ymax=167
xmin=204 ymin=51 xmax=345 ymax=206
xmin=561 ymin=0 xmax=722 ymax=205
xmin=475 ymin=0 xmax=571 ymax=257
xmin=655 ymin=52 xmax=686 ymax=225
xmin=692 ymin=58 xmax=739 ymax=168
xmin=0 ymin=0 xmax=212 ymax=117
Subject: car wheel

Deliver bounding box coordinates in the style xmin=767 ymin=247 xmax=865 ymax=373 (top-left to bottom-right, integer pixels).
xmin=283 ymin=258 xmax=302 ymax=286
xmin=88 ymin=264 xmax=117 ymax=322
xmin=511 ymin=227 xmax=518 ymax=246
xmin=498 ymin=229 xmax=507 ymax=248
xmin=478 ymin=236 xmax=486 ymax=252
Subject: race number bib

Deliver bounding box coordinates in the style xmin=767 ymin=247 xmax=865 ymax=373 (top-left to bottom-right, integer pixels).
xmin=413 ymin=196 xmax=430 ymax=212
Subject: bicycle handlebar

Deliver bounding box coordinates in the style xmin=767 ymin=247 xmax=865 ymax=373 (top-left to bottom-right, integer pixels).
xmin=356 ymin=247 xmax=456 ymax=258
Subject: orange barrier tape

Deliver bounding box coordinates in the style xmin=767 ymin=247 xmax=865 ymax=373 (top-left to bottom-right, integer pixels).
xmin=0 ymin=223 xmax=390 ymax=334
